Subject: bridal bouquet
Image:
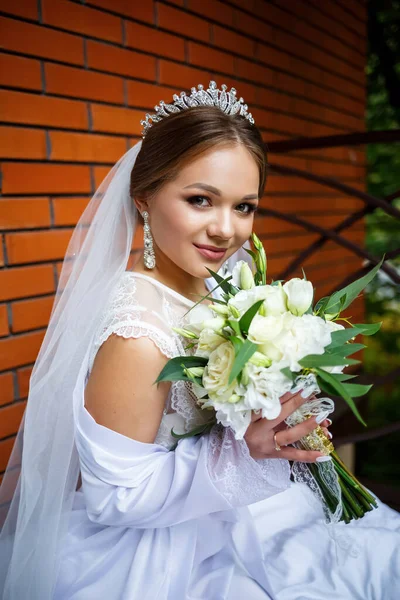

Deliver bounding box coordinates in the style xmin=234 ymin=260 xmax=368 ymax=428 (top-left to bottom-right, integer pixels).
xmin=157 ymin=234 xmax=383 ymax=524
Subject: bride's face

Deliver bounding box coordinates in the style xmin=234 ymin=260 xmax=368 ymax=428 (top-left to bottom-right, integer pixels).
xmin=145 ymin=143 xmax=260 ymax=279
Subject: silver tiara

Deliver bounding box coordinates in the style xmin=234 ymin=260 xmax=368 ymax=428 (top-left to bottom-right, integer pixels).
xmin=140 ymin=80 xmax=255 ymax=138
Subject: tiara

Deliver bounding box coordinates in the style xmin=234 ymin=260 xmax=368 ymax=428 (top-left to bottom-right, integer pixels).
xmin=140 ymin=80 xmax=255 ymax=138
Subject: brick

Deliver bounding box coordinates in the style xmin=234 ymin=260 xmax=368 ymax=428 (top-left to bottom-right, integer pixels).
xmin=0 ymin=198 xmax=51 ymax=230
xmin=233 ymin=9 xmax=274 ymax=40
xmin=0 ymin=304 xmax=8 ymax=337
xmin=0 ymin=53 xmax=42 ymax=91
xmin=11 ymin=295 xmax=54 ymax=333
xmin=88 ymin=0 xmax=154 ymax=23
xmin=0 ymin=16 xmax=84 ymax=66
xmin=45 ymin=63 xmax=124 ymax=104
xmin=188 ymin=42 xmax=235 ymax=75
xmin=158 ymin=4 xmax=210 ymax=43
xmin=0 ymin=372 xmax=14 ymax=407
xmin=91 ymin=104 xmax=144 ymax=136
xmin=52 ymin=197 xmax=89 ymax=226
xmin=187 ymin=0 xmax=234 ymax=26
xmin=17 ymin=366 xmax=33 ymax=399
xmin=0 ymin=90 xmax=88 ymax=130
xmin=0 ymin=437 xmax=15 ymax=472
xmin=236 ymin=58 xmax=274 ymax=85
xmin=42 ymin=0 xmax=122 ymax=44
xmin=0 ymin=265 xmax=55 ymax=302
xmin=0 ymin=126 xmax=47 ymax=160
xmin=0 ymin=401 xmax=27 ymax=438
xmin=2 ymin=163 xmax=91 ymax=195
xmin=5 ymin=230 xmax=73 ymax=265
xmin=93 ymin=166 xmax=113 ymax=189
xmin=252 ymin=108 xmax=307 ymax=136
xmin=256 ymin=88 xmax=292 ymax=112
xmin=0 ymin=0 xmax=38 ymax=20
xmin=159 ymin=60 xmax=211 ymax=90
xmin=213 ymin=25 xmax=254 ymax=58
xmin=87 ymin=40 xmax=156 ymax=81
xmin=125 ymin=21 xmax=185 ymax=61
xmin=126 ymin=81 xmax=175 ymax=110
xmin=0 ymin=241 xmax=3 ymax=267
xmin=50 ymin=131 xmax=127 ymax=163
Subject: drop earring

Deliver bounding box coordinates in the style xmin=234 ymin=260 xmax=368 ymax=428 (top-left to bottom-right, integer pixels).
xmin=142 ymin=211 xmax=156 ymax=269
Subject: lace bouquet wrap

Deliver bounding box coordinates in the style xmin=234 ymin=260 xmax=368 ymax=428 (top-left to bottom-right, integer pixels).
xmin=157 ymin=233 xmax=383 ymax=524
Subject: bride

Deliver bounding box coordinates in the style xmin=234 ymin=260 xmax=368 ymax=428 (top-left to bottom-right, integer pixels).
xmin=0 ymin=82 xmax=399 ymax=599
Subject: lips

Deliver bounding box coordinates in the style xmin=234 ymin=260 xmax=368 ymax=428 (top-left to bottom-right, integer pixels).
xmin=194 ymin=244 xmax=227 ymax=262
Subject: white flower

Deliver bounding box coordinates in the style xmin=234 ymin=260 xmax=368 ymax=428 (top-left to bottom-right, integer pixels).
xmin=283 ymin=278 xmax=313 ymax=316
xmin=324 ymin=320 xmax=345 ymax=333
xmin=248 ymin=314 xmax=284 ymax=344
xmin=261 ymin=284 xmax=287 ymax=316
xmin=244 ymin=364 xmax=292 ymax=419
xmin=202 ymin=341 xmax=236 ymax=402
xmin=187 ymin=304 xmax=225 ymax=335
xmin=232 ymin=260 xmax=255 ymax=290
xmin=195 ymin=328 xmax=226 ymax=358
xmin=272 ymin=313 xmax=333 ymax=371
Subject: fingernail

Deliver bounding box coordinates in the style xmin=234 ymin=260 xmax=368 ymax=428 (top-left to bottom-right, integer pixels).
xmin=326 ymin=418 xmax=332 ymax=426
xmin=326 ymin=431 xmax=333 ymax=440
xmin=316 ymin=455 xmax=332 ymax=462
xmin=315 ymin=411 xmax=329 ymax=424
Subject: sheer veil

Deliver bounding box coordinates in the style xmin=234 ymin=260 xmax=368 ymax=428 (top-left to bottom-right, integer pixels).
xmin=0 ymin=138 xmax=251 ymax=599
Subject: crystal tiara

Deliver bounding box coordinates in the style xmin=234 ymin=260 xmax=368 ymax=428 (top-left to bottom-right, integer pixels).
xmin=140 ymin=80 xmax=255 ymax=138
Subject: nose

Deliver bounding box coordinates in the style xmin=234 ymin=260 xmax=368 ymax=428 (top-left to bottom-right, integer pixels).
xmin=207 ymin=207 xmax=235 ymax=241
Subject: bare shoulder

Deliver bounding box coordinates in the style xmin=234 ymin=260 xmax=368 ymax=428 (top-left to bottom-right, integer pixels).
xmin=84 ymin=333 xmax=171 ymax=443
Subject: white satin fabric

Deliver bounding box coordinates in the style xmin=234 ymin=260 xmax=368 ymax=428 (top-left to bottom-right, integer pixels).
xmin=53 ymin=272 xmax=400 ymax=599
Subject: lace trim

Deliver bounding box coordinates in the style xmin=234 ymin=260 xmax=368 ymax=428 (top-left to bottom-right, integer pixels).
xmin=207 ymin=424 xmax=291 ymax=505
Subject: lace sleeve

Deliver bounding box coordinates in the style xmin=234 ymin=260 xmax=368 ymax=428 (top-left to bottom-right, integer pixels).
xmin=207 ymin=424 xmax=291 ymax=505
xmin=88 ymin=273 xmax=178 ymax=373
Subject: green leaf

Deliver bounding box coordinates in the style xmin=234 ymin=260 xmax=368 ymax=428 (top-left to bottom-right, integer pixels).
xmin=228 ymin=319 xmax=241 ymax=336
xmin=328 ymin=343 xmax=366 ymax=357
xmin=280 ymin=366 xmax=295 ymax=381
xmin=229 ymin=335 xmax=244 ymax=355
xmin=324 ymin=256 xmax=385 ymax=315
xmin=314 ymin=296 xmax=330 ymax=314
xmin=243 ymin=247 xmax=258 ymax=262
xmin=352 ymin=322 xmax=382 ymax=336
xmin=206 ymin=268 xmax=238 ymax=296
xmin=299 ymin=354 xmax=360 ymax=368
xmin=335 ymin=373 xmax=358 ymax=382
xmin=315 ymin=367 xmax=367 ymax=426
xmin=228 ymin=339 xmax=258 ymax=385
xmin=171 ymin=420 xmax=216 ymax=440
xmin=326 ymin=328 xmax=362 ymax=348
xmin=156 ymin=356 xmax=207 ymax=383
xmin=239 ymin=299 xmax=264 ymax=335
xmin=342 ymin=383 xmax=373 ymax=397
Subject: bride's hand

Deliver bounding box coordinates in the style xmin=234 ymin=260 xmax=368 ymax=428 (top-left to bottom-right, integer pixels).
xmin=244 ymin=389 xmax=332 ymax=462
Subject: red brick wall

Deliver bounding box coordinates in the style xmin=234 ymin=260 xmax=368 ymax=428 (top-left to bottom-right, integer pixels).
xmin=0 ymin=0 xmax=367 ymax=477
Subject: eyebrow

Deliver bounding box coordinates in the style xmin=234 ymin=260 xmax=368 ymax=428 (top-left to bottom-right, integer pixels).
xmin=183 ymin=182 xmax=259 ymax=201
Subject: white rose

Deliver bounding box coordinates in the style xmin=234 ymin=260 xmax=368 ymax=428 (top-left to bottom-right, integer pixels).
xmin=248 ymin=314 xmax=284 ymax=344
xmin=283 ymin=278 xmax=313 ymax=316
xmin=228 ymin=288 xmax=258 ymax=315
xmin=324 ymin=320 xmax=345 ymax=333
xmin=202 ymin=341 xmax=236 ymax=402
xmin=195 ymin=328 xmax=226 ymax=358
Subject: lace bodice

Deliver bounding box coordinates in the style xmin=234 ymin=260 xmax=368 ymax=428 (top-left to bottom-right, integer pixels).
xmin=88 ymin=271 xmax=213 ymax=449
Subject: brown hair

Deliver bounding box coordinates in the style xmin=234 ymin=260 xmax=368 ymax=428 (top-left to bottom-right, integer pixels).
xmin=130 ymin=105 xmax=268 ymax=209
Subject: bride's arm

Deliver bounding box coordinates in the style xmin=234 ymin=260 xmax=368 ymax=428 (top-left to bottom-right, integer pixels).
xmin=80 ymin=333 xmax=290 ymax=529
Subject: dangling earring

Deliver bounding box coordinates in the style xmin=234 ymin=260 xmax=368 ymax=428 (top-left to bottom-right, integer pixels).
xmin=142 ymin=211 xmax=156 ymax=269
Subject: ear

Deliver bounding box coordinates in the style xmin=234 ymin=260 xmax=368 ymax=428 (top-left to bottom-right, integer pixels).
xmin=132 ymin=194 xmax=149 ymax=216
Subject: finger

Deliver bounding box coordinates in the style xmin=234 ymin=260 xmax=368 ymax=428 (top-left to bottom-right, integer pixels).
xmin=269 ymin=392 xmax=310 ymax=428
xmin=277 ymin=416 xmax=319 ymax=446
xmin=277 ymin=447 xmax=327 ymax=463
xmin=251 ymin=410 xmax=262 ymax=422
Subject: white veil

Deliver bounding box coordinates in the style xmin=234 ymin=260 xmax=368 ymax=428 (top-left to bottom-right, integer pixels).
xmin=0 ymin=137 xmax=251 ymax=599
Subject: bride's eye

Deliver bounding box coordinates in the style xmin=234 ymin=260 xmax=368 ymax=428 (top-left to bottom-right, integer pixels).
xmin=186 ymin=195 xmax=210 ymax=208
xmin=236 ymin=203 xmax=258 ymax=215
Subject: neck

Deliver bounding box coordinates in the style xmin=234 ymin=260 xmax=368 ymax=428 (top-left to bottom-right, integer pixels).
xmin=132 ymin=249 xmax=211 ymax=304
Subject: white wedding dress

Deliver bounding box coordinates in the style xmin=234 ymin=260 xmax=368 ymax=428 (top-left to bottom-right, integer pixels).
xmin=54 ymin=271 xmax=400 ymax=599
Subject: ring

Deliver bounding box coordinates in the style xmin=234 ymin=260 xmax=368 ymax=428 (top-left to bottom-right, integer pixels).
xmin=273 ymin=431 xmax=282 ymax=452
